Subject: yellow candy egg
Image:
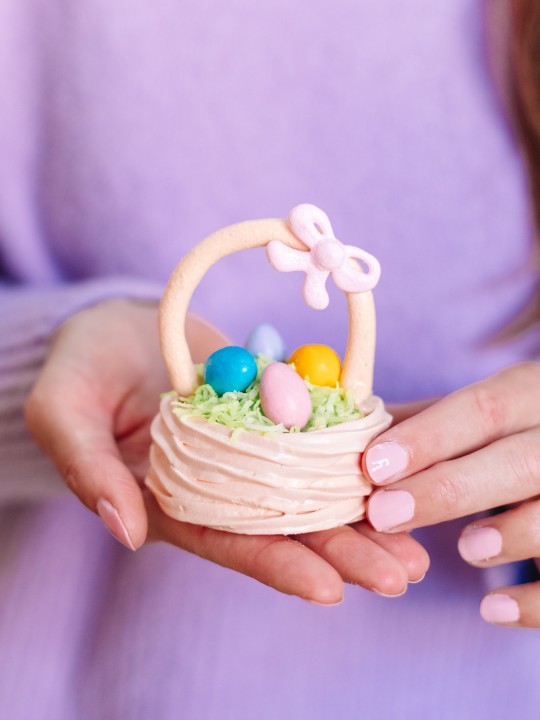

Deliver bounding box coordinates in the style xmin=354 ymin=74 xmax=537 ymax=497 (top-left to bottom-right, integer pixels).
xmin=288 ymin=344 xmax=341 ymax=387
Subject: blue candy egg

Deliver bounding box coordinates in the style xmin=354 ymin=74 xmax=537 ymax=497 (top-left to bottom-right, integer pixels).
xmin=204 ymin=346 xmax=258 ymax=396
xmin=244 ymin=323 xmax=286 ymax=361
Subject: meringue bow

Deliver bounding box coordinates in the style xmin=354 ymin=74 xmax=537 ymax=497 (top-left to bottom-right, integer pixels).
xmin=266 ymin=204 xmax=381 ymax=310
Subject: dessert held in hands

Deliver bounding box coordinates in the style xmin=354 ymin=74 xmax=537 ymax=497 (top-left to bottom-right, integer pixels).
xmin=146 ymin=204 xmax=391 ymax=534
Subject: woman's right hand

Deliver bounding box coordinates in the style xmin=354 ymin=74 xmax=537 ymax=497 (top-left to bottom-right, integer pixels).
xmin=25 ymin=299 xmax=429 ymax=604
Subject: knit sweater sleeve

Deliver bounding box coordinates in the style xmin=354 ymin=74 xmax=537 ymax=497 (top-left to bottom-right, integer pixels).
xmin=0 ymin=277 xmax=163 ymax=506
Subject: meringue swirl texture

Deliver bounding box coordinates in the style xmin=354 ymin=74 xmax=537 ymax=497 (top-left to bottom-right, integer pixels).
xmin=146 ymin=394 xmax=391 ymax=534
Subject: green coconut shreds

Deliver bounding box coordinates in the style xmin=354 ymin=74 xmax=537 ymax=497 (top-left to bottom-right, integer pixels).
xmin=303 ymin=380 xmax=362 ymax=431
xmin=172 ymin=356 xmax=286 ymax=436
xmin=171 ymin=354 xmax=362 ymax=435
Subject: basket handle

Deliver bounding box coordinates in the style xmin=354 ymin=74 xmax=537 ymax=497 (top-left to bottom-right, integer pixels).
xmin=160 ymin=212 xmax=377 ymax=405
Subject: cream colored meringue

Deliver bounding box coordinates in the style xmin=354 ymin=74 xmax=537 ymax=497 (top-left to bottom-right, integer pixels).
xmin=148 ymin=205 xmax=385 ymax=534
xmin=146 ymin=394 xmax=391 ymax=535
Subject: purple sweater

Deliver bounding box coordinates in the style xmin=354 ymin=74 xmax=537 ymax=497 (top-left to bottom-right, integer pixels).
xmin=1 ymin=1 xmax=539 ymax=718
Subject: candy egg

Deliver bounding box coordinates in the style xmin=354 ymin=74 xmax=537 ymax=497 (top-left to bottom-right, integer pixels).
xmin=204 ymin=346 xmax=257 ymax=395
xmin=245 ymin=323 xmax=286 ymax=361
xmin=260 ymin=362 xmax=312 ymax=430
xmin=288 ymin=344 xmax=341 ymax=387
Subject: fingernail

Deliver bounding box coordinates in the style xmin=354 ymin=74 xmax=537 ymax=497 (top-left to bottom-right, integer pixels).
xmin=374 ymin=587 xmax=407 ymax=598
xmin=96 ymin=498 xmax=136 ymax=551
xmin=367 ymin=490 xmax=415 ymax=532
xmin=365 ymin=442 xmax=409 ymax=484
xmin=458 ymin=526 xmax=502 ymax=563
xmin=480 ymin=593 xmax=520 ymax=625
xmin=409 ymin=572 xmax=426 ymax=585
xmin=306 ymin=598 xmax=344 ymax=607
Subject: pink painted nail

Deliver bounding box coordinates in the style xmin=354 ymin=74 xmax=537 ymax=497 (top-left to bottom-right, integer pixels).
xmin=480 ymin=594 xmax=520 ymax=625
xmin=96 ymin=498 xmax=136 ymax=551
xmin=458 ymin=526 xmax=502 ymax=563
xmin=368 ymin=490 xmax=415 ymax=532
xmin=365 ymin=442 xmax=409 ymax=484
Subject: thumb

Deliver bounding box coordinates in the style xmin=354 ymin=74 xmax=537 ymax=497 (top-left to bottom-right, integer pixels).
xmin=25 ymin=392 xmax=148 ymax=550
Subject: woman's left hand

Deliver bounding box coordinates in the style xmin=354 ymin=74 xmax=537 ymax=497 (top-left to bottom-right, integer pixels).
xmin=363 ymin=362 xmax=540 ymax=628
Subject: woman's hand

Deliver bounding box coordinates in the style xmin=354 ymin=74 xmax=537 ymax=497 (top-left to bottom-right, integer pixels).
xmin=363 ymin=362 xmax=540 ymax=627
xmin=25 ymin=300 xmax=428 ymax=605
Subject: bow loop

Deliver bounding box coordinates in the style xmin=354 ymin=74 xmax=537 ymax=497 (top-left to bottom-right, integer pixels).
xmin=288 ymin=204 xmax=335 ymax=249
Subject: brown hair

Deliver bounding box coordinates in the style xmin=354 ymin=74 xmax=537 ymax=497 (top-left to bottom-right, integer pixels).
xmin=512 ymin=0 xmax=540 ymax=229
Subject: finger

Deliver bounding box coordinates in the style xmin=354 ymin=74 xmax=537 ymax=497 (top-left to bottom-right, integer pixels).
xmin=480 ymin=582 xmax=540 ymax=628
xmin=295 ymin=525 xmax=409 ymax=596
xmin=367 ymin=426 xmax=540 ymax=533
xmin=363 ymin=363 xmax=540 ymax=486
xmin=145 ymin=493 xmax=344 ymax=604
xmin=458 ymin=499 xmax=540 ymax=566
xmin=385 ymin=398 xmax=437 ymax=425
xmin=26 ymin=390 xmax=148 ymax=550
xmin=351 ymin=523 xmax=430 ymax=583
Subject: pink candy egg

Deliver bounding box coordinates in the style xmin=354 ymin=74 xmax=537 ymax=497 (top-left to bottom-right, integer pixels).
xmin=260 ymin=362 xmax=312 ymax=430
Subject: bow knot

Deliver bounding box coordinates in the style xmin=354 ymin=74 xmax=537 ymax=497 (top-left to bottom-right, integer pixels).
xmin=312 ymin=239 xmax=345 ymax=272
